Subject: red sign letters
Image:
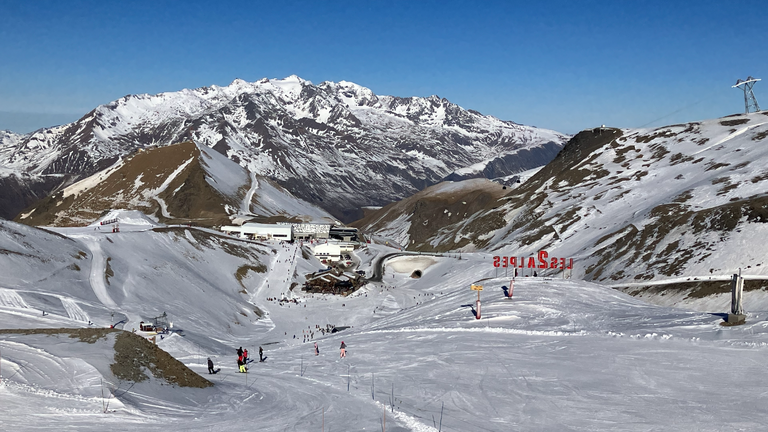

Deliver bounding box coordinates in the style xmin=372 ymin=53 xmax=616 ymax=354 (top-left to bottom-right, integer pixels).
xmin=493 ymin=251 xmax=573 ymax=270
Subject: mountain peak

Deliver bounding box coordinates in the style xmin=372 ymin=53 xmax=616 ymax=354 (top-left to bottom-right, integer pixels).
xmin=1 ymin=77 xmax=569 ymax=222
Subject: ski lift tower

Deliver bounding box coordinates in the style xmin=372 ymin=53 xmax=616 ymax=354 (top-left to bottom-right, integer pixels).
xmin=733 ymin=76 xmax=761 ymax=114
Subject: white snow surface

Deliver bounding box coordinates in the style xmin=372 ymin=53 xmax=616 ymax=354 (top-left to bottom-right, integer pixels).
xmin=3 ymin=220 xmax=768 ymax=430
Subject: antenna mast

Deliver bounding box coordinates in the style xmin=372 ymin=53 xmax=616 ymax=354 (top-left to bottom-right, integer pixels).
xmin=732 ymin=76 xmax=761 ymax=114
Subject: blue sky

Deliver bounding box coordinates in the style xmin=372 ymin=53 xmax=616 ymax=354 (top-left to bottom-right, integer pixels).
xmin=1 ymin=0 xmax=766 ymax=134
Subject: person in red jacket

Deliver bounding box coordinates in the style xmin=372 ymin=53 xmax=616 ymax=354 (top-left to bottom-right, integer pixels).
xmin=339 ymin=341 xmax=346 ymax=358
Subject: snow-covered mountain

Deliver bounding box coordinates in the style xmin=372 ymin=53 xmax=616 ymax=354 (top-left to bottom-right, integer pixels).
xmin=357 ymin=112 xmax=768 ymax=284
xmin=0 ymin=76 xmax=569 ymax=222
xmin=13 ymin=141 xmax=336 ymax=227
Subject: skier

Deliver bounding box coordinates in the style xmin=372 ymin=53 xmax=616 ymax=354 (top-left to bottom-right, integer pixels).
xmin=314 ymin=342 xmax=319 ymax=356
xmin=207 ymin=357 xmax=215 ymax=374
xmin=243 ymin=348 xmax=249 ymax=363
xmin=339 ymin=341 xmax=347 ymax=358
xmin=259 ymin=346 xmax=264 ymax=362
xmin=237 ymin=346 xmax=243 ymax=358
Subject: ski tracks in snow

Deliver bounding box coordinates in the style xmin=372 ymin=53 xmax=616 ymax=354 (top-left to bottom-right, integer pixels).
xmin=0 ymin=287 xmax=88 ymax=324
xmin=0 ymin=288 xmax=30 ymax=309
xmin=60 ymin=297 xmax=89 ymax=323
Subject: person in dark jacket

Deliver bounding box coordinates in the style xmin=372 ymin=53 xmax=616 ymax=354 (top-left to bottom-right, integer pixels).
xmin=207 ymin=357 xmax=215 ymax=374
xmin=339 ymin=341 xmax=346 ymax=358
xmin=259 ymin=346 xmax=264 ymax=362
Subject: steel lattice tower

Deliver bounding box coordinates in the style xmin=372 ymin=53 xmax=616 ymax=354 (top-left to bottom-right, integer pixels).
xmin=733 ymin=76 xmax=761 ymax=114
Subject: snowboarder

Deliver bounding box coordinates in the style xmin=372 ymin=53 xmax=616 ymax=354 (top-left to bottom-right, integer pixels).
xmin=314 ymin=342 xmax=319 ymax=356
xmin=207 ymin=357 xmax=215 ymax=374
xmin=259 ymin=346 xmax=264 ymax=362
xmin=238 ymin=357 xmax=247 ymax=373
xmin=340 ymin=341 xmax=347 ymax=358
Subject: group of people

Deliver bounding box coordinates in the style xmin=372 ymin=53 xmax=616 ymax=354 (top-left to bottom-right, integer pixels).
xmin=237 ymin=347 xmax=249 ymax=373
xmin=204 ymin=340 xmax=346 ymax=376
xmin=308 ymin=340 xmax=346 ymax=358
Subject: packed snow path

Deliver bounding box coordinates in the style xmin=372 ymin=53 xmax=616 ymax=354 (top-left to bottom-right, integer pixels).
xmin=75 ymin=236 xmax=117 ymax=309
xmin=241 ymin=171 xmax=259 ymax=214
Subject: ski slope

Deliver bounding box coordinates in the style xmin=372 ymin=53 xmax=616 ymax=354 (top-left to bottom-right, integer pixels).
xmin=2 ymin=220 xmax=768 ymax=430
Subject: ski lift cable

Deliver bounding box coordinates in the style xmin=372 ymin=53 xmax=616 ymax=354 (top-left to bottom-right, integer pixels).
xmin=637 ymin=86 xmax=730 ymax=129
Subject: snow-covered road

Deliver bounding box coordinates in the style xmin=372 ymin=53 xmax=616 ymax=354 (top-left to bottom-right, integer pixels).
xmin=76 ymin=237 xmax=117 ymax=309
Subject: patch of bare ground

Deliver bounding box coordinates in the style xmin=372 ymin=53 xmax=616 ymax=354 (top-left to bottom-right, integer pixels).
xmin=105 ymin=257 xmax=114 ymax=285
xmin=705 ymin=162 xmax=731 ymax=172
xmin=0 ymin=327 xmax=116 ymax=343
xmin=614 ymin=279 xmax=768 ymax=300
xmin=720 ymin=118 xmax=750 ymax=127
xmin=750 ymin=170 xmax=768 ymax=183
xmin=612 ymin=144 xmax=640 ymax=164
xmin=408 ymin=184 xmax=509 ymax=251
xmin=14 ymin=141 xmax=234 ymax=228
xmin=672 ymin=190 xmax=694 ymax=203
xmin=717 ymin=182 xmax=740 ymax=196
xmin=236 ymin=264 xmax=268 ymax=295
xmin=0 ymin=328 xmax=211 ymax=387
xmin=587 ymin=195 xmax=768 ymax=281
xmin=635 ymin=129 xmax=678 ymax=144
xmin=111 ymin=330 xmax=212 ymax=387
xmin=669 ymin=153 xmax=695 ymax=165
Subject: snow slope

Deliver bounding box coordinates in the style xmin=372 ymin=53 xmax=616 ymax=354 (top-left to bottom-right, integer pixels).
xmin=367 ymin=113 xmax=768 ymax=285
xmin=3 ymin=220 xmax=768 ymax=430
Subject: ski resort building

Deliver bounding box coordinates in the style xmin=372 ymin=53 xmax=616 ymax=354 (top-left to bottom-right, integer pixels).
xmin=313 ymin=243 xmax=342 ymax=263
xmin=220 ymin=223 xmax=292 ymax=241
xmin=303 ymin=269 xmax=363 ymax=294
xmin=329 ymin=226 xmax=358 ymax=241
xmin=221 ymin=222 xmax=356 ymax=243
xmin=283 ymin=223 xmax=331 ymax=240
